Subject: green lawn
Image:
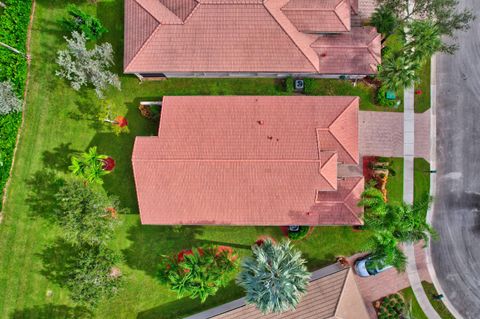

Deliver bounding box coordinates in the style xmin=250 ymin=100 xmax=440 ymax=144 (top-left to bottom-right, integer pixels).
xmin=414 ymin=60 xmax=431 ymax=113
xmin=0 ymin=1 xmax=373 ymax=318
xmin=401 ymin=287 xmax=429 ymax=319
xmin=414 ymin=158 xmax=431 ymax=218
xmin=386 ymin=158 xmax=404 ymax=204
xmin=422 ymin=281 xmax=455 ymax=319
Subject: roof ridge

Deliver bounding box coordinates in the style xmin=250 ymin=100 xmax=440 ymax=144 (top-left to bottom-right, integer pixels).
xmin=334 ymin=268 xmax=352 ymax=317
xmin=340 ymin=177 xmax=364 ymax=224
xmin=333 ymin=0 xmax=350 ymax=32
xmin=132 ymin=158 xmax=324 ymax=162
xmin=327 ymin=97 xmax=359 ymax=163
xmin=320 ymin=152 xmax=338 ymax=190
xmin=135 ymin=0 xmax=183 ymax=24
xmin=263 ymin=0 xmax=320 ymax=72
xmin=125 ymin=24 xmax=162 ymax=72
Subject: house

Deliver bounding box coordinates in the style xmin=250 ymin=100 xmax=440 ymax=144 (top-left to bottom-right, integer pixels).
xmin=185 ymin=263 xmax=370 ymax=319
xmin=132 ymin=96 xmax=365 ymax=225
xmin=124 ymin=0 xmax=381 ymax=79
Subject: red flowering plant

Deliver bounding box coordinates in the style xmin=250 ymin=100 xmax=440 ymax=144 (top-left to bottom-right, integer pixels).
xmin=100 ymin=102 xmax=129 ymax=135
xmin=158 ymin=246 xmax=238 ymax=302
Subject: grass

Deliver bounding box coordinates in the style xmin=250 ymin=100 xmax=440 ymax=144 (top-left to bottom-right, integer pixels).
xmin=0 ymin=1 xmax=374 ymax=318
xmin=422 ymin=281 xmax=456 ymax=319
xmin=415 ymin=60 xmax=431 ymax=114
xmin=401 ymin=287 xmax=429 ymax=319
xmin=386 ymin=158 xmax=404 ymax=204
xmin=414 ymin=158 xmax=431 ymax=218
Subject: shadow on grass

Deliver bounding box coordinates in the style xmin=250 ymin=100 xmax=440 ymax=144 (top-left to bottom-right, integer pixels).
xmin=137 ymin=279 xmax=244 ymax=319
xmin=122 ymin=223 xmax=204 ymax=277
xmin=42 ymin=143 xmax=80 ymax=173
xmin=25 ymin=170 xmax=65 ymax=221
xmin=38 ymin=238 xmax=79 ymax=286
xmin=10 ymin=304 xmax=92 ymax=319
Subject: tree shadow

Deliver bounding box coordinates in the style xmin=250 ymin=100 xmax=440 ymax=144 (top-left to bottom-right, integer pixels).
xmin=67 ymin=98 xmax=103 ymax=130
xmin=25 ymin=170 xmax=65 ymax=221
xmin=136 ymin=279 xmax=244 ymax=319
xmin=122 ymin=222 xmax=204 ymax=277
xmin=37 ymin=238 xmax=79 ymax=286
xmin=10 ymin=304 xmax=92 ymax=319
xmin=42 ymin=143 xmax=80 ymax=173
xmin=97 ymin=0 xmax=124 ymax=73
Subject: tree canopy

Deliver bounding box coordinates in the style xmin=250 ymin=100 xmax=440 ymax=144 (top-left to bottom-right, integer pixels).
xmin=0 ymin=81 xmax=22 ymax=115
xmin=61 ymin=5 xmax=108 ymax=41
xmin=237 ymin=239 xmax=310 ymax=314
xmin=55 ymin=179 xmax=125 ymax=246
xmin=56 ymin=31 xmax=120 ymax=99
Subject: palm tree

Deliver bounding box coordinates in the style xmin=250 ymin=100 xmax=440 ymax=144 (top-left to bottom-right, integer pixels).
xmin=69 ymin=146 xmax=110 ymax=184
xmin=378 ymin=53 xmax=419 ymax=91
xmin=237 ymin=239 xmax=310 ymax=314
xmin=366 ymin=231 xmax=407 ymax=272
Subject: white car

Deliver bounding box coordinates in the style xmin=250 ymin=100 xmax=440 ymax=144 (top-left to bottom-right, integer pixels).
xmin=354 ymin=255 xmax=393 ymax=277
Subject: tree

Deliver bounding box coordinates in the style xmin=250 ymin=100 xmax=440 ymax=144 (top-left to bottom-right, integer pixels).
xmin=365 ymin=231 xmax=407 ymax=272
xmin=0 ymin=81 xmax=22 ymax=115
xmin=55 ymin=179 xmax=125 ymax=246
xmin=66 ymin=243 xmax=122 ymax=307
xmin=371 ymin=5 xmax=399 ymax=38
xmin=379 ymin=0 xmax=475 ymax=49
xmin=61 ymin=5 xmax=108 ymax=41
xmin=378 ymin=53 xmax=419 ymax=91
xmin=406 ymin=20 xmax=444 ymax=61
xmin=56 ymin=31 xmax=120 ymax=99
xmin=158 ymin=246 xmax=238 ymax=302
xmin=237 ymin=239 xmax=310 ymax=314
xmin=69 ymin=146 xmax=111 ymax=184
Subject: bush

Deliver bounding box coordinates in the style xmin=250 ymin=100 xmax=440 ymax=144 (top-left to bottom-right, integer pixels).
xmin=377 ymin=293 xmax=407 ymax=318
xmin=285 ymin=76 xmax=294 ymax=93
xmin=376 ymin=85 xmax=397 ymax=108
xmin=0 ymin=0 xmax=32 ymax=209
xmin=61 ymin=5 xmax=108 ymax=41
xmin=288 ymin=226 xmax=310 ymax=240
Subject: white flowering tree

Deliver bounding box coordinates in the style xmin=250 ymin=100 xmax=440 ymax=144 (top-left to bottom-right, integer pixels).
xmin=0 ymin=81 xmax=22 ymax=115
xmin=56 ymin=31 xmax=120 ymax=99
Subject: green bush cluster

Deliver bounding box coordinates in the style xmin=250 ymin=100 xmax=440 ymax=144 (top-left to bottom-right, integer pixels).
xmin=287 ymin=226 xmax=310 ymax=240
xmin=61 ymin=5 xmax=108 ymax=41
xmin=378 ymin=293 xmax=407 ymax=319
xmin=376 ymin=86 xmax=397 ymax=108
xmin=285 ymin=76 xmax=294 ymax=93
xmin=0 ymin=0 xmax=32 ymax=208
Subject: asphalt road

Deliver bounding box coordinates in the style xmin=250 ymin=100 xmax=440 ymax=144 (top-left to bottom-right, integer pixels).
xmin=431 ymin=0 xmax=480 ymax=317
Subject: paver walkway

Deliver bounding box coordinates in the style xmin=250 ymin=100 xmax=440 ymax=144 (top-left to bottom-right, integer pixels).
xmin=359 ymin=111 xmax=430 ymax=160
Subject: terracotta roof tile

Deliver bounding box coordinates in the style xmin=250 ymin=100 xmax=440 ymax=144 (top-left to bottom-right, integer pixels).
xmin=132 ymin=96 xmax=364 ymax=225
xmin=281 ymin=0 xmax=351 ymax=33
xmin=124 ymin=0 xmax=381 ymax=74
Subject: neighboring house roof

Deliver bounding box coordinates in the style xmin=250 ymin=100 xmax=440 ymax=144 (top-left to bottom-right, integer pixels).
xmin=132 ymin=96 xmax=364 ymax=225
xmin=185 ymin=264 xmax=370 ymax=319
xmin=124 ymin=0 xmax=381 ymax=74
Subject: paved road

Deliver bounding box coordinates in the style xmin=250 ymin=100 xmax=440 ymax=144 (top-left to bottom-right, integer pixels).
xmin=431 ymin=0 xmax=480 ymax=317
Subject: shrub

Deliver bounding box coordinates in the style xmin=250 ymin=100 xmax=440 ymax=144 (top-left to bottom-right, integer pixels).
xmin=0 ymin=0 xmax=32 ymax=209
xmin=377 ymin=293 xmax=408 ymax=318
xmin=288 ymin=226 xmax=310 ymax=240
xmin=158 ymin=246 xmax=238 ymax=302
xmin=0 ymin=81 xmax=22 ymax=115
xmin=376 ymin=85 xmax=397 ymax=108
xmin=61 ymin=5 xmax=108 ymax=41
xmin=285 ymin=76 xmax=294 ymax=93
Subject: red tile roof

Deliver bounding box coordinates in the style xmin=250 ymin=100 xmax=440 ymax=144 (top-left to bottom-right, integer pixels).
xmin=124 ymin=0 xmax=381 ymax=74
xmin=132 ymin=96 xmax=364 ymax=225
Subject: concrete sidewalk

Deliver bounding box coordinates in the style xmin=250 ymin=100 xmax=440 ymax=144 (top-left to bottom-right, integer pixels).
xmin=403 ymin=86 xmax=441 ymax=319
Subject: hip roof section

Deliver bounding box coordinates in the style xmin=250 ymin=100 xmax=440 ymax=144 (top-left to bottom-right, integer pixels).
xmin=124 ymin=0 xmax=381 ymax=74
xmin=132 ymin=96 xmax=364 ymax=225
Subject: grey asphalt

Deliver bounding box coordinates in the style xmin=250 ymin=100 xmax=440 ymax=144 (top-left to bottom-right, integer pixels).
xmin=431 ymin=0 xmax=480 ymax=317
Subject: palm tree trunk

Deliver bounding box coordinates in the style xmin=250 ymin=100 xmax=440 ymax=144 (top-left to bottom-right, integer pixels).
xmin=0 ymin=41 xmax=25 ymax=56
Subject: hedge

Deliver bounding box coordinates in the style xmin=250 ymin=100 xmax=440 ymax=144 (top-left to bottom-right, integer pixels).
xmin=0 ymin=0 xmax=32 ymax=209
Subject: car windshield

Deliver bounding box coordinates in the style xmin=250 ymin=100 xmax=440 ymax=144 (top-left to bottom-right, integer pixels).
xmin=365 ymin=258 xmax=386 ymax=275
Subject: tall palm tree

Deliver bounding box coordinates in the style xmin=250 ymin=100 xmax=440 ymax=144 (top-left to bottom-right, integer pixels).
xmin=378 ymin=53 xmax=419 ymax=91
xmin=237 ymin=239 xmax=310 ymax=314
xmin=69 ymin=146 xmax=110 ymax=184
xmin=366 ymin=231 xmax=407 ymax=272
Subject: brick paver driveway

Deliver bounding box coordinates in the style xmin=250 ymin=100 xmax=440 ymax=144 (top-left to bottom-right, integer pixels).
xmin=348 ymin=243 xmax=432 ymax=318
xmin=359 ymin=111 xmax=431 ymax=161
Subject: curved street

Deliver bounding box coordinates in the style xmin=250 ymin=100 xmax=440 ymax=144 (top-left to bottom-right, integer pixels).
xmin=431 ymin=0 xmax=480 ymax=317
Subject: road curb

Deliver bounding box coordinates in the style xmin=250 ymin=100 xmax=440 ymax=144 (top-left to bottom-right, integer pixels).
xmin=425 ymin=55 xmax=465 ymax=319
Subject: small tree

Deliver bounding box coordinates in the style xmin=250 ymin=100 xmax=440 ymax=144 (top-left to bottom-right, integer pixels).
xmin=66 ymin=243 xmax=122 ymax=307
xmin=55 ymin=180 xmax=125 ymax=246
xmin=237 ymin=239 xmax=310 ymax=314
xmin=56 ymin=31 xmax=120 ymax=99
xmin=158 ymin=246 xmax=238 ymax=302
xmin=0 ymin=81 xmax=22 ymax=115
xmin=371 ymin=5 xmax=399 ymax=38
xmin=61 ymin=5 xmax=108 ymax=41
xmin=69 ymin=146 xmax=112 ymax=184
